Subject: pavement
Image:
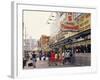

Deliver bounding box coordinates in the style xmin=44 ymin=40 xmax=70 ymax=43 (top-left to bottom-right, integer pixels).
xmin=24 ymin=57 xmax=78 ymax=69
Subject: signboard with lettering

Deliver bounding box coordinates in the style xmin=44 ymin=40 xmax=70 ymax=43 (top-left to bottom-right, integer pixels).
xmin=60 ymin=22 xmax=79 ymax=32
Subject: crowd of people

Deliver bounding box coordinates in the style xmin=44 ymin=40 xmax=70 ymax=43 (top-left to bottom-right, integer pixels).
xmin=38 ymin=49 xmax=74 ymax=66
xmin=23 ymin=49 xmax=74 ymax=69
xmin=47 ymin=50 xmax=74 ymax=66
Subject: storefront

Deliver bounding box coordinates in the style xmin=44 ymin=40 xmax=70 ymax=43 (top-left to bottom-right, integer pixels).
xmin=49 ymin=29 xmax=91 ymax=53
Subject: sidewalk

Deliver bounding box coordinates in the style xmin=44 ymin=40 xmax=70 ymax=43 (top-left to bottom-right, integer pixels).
xmin=24 ymin=57 xmax=78 ymax=69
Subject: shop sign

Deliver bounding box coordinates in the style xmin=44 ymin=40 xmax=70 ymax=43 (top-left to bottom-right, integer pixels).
xmin=60 ymin=23 xmax=79 ymax=32
xmin=66 ymin=12 xmax=74 ymax=23
xmin=60 ymin=12 xmax=79 ymax=32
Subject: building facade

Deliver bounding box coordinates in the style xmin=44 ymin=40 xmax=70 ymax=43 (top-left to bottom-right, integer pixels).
xmin=38 ymin=35 xmax=50 ymax=51
xmin=49 ymin=12 xmax=91 ymax=66
xmin=49 ymin=12 xmax=91 ymax=52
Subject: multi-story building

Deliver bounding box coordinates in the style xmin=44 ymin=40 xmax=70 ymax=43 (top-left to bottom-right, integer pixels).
xmin=38 ymin=35 xmax=50 ymax=51
xmin=49 ymin=12 xmax=91 ymax=52
xmin=59 ymin=13 xmax=91 ymax=51
xmin=24 ymin=38 xmax=37 ymax=51
xmin=49 ymin=12 xmax=91 ymax=66
xmin=75 ymin=13 xmax=91 ymax=32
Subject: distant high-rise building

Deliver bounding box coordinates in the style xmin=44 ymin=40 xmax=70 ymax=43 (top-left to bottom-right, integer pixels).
xmin=24 ymin=38 xmax=37 ymax=51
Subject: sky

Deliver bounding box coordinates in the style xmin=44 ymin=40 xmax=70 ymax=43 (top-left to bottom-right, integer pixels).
xmin=24 ymin=11 xmax=52 ymax=40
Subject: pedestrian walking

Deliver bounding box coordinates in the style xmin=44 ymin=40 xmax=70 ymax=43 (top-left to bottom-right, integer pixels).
xmin=39 ymin=51 xmax=42 ymax=61
xmin=64 ymin=50 xmax=71 ymax=64
xmin=43 ymin=52 xmax=46 ymax=61
xmin=55 ymin=53 xmax=58 ymax=66
xmin=47 ymin=51 xmax=51 ymax=66
xmin=23 ymin=57 xmax=27 ymax=68
xmin=58 ymin=53 xmax=63 ymax=65
xmin=70 ymin=50 xmax=75 ymax=64
xmin=50 ymin=50 xmax=55 ymax=66
xmin=31 ymin=51 xmax=37 ymax=68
